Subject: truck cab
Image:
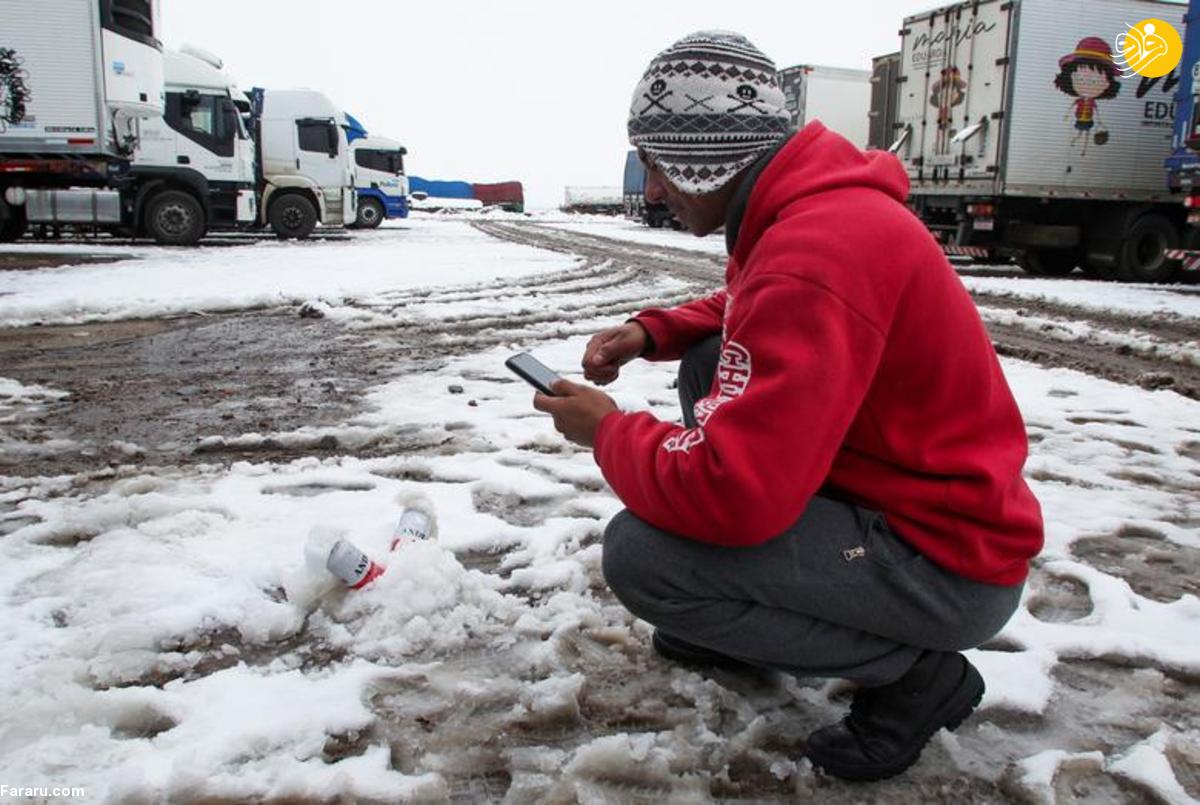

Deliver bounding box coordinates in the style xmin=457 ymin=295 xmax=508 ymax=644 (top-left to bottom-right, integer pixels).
xmin=249 ymin=88 xmax=356 ymax=239
xmin=132 ymin=46 xmax=257 ymax=244
xmin=350 ymin=135 xmax=409 ymax=228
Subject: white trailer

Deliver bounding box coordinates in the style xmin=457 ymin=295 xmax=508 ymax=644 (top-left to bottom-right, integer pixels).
xmin=778 ymin=65 xmax=872 ymax=147
xmin=890 ymin=0 xmax=1187 ymax=282
xmin=562 ymin=186 xmax=623 ymax=214
xmin=249 ymin=88 xmax=356 ymax=239
xmin=0 ymin=0 xmax=164 ymax=241
xmin=132 ymin=46 xmax=257 ymax=244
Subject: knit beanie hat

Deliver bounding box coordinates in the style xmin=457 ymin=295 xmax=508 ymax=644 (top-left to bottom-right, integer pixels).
xmin=628 ymin=31 xmax=791 ymax=195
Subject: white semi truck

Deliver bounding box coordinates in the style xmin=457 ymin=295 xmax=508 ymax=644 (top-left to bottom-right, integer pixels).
xmin=0 ymin=0 xmax=165 ymax=241
xmin=132 ymin=46 xmax=256 ymax=244
xmin=350 ymin=134 xmax=408 ymax=228
xmin=889 ymin=0 xmax=1186 ymax=282
xmin=249 ymin=88 xmax=356 ymax=239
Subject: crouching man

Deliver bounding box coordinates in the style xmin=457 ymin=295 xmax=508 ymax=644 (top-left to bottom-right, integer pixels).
xmin=532 ymin=31 xmax=1043 ymax=782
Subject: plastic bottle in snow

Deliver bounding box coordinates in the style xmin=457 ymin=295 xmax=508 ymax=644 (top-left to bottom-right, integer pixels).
xmin=390 ymin=492 xmax=437 ymax=551
xmin=305 ymin=525 xmax=385 ymax=589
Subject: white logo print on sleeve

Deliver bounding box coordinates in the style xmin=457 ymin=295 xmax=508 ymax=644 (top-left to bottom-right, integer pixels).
xmin=663 ymin=340 xmax=753 ymax=454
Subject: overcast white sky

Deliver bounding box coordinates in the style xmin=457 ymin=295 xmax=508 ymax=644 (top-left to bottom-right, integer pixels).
xmin=163 ymin=0 xmax=940 ymax=209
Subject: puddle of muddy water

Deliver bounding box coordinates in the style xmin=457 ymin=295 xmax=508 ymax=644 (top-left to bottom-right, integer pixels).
xmin=1 ymin=312 xmax=395 ymax=476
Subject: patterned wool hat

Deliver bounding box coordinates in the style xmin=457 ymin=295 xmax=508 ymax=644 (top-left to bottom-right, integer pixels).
xmin=628 ymin=31 xmax=791 ymax=195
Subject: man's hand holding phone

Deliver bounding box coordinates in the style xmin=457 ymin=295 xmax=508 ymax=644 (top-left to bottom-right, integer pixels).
xmin=507 ymin=352 xmax=618 ymax=447
xmin=532 ymin=379 xmax=617 ymax=448
xmin=582 ymin=322 xmax=649 ymax=385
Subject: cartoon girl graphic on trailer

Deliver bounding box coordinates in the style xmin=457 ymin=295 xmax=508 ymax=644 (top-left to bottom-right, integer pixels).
xmin=1054 ymin=37 xmax=1121 ymax=155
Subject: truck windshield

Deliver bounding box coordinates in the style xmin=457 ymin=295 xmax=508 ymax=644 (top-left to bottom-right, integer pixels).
xmin=355 ymin=149 xmax=404 ymax=175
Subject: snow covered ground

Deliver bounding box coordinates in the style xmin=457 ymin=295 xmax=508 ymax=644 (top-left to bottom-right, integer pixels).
xmin=0 ymin=219 xmax=576 ymax=327
xmin=0 ymin=218 xmax=1198 ymax=802
xmin=543 ymin=215 xmax=1200 ymax=321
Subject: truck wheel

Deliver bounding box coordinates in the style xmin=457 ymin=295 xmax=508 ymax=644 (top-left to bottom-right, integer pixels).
xmin=270 ymin=194 xmax=317 ymax=239
xmin=1017 ymin=249 xmax=1078 ymax=277
xmin=1116 ymin=214 xmax=1180 ymax=284
xmin=145 ymin=190 xmax=206 ymax=246
xmin=0 ymin=200 xmax=27 ymax=243
xmin=356 ymin=198 xmax=385 ymax=229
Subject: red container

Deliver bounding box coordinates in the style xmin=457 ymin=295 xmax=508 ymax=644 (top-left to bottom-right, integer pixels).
xmin=471 ymin=181 xmax=524 ymax=209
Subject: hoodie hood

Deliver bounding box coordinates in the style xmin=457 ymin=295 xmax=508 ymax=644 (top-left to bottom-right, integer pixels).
xmin=729 ymin=121 xmax=911 ymax=265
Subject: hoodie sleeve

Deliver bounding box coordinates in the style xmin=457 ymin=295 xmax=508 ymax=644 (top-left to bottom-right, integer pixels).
xmin=633 ymin=291 xmax=727 ymax=361
xmin=595 ymin=272 xmax=886 ymax=546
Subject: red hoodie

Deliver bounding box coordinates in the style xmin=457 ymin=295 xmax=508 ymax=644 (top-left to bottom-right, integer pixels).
xmin=593 ymin=122 xmax=1043 ymax=586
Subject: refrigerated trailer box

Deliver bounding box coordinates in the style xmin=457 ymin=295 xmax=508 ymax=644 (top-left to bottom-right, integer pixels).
xmin=1 ymin=0 xmax=165 ymax=242
xmin=778 ymin=64 xmax=872 ymax=147
xmin=0 ymin=0 xmax=163 ymax=157
xmin=892 ymin=0 xmax=1188 ymax=282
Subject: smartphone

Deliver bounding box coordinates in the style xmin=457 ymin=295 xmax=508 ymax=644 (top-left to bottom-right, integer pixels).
xmin=505 ymin=352 xmax=563 ymax=395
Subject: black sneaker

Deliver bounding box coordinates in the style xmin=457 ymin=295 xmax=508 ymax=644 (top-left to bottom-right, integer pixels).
xmin=806 ymin=650 xmax=985 ymax=782
xmin=651 ymin=630 xmax=759 ymax=672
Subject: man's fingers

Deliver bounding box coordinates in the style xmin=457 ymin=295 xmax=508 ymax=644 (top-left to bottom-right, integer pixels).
xmin=532 ymin=392 xmax=557 ymax=413
xmin=585 ymin=369 xmax=618 ymax=386
xmin=584 ymin=329 xmax=623 ymax=367
xmin=549 ymin=378 xmax=582 ymax=396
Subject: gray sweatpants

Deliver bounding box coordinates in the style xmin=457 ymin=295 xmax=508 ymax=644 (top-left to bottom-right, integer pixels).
xmin=601 ymin=336 xmax=1023 ymax=686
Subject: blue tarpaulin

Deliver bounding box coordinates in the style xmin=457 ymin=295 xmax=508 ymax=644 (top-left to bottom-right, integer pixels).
xmin=408 ymin=177 xmax=475 ymax=199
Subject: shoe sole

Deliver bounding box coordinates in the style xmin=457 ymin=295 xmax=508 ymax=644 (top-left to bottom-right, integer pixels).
xmin=808 ymin=661 xmax=986 ymax=783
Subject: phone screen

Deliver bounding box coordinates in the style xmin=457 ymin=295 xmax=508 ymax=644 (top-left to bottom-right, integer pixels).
xmin=505 ymin=352 xmax=562 ymax=395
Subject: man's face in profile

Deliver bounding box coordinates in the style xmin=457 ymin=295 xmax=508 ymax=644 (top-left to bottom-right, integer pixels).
xmin=640 ymin=151 xmax=733 ymax=237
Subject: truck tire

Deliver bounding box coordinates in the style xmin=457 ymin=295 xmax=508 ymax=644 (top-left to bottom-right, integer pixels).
xmin=145 ymin=190 xmax=206 ymax=246
xmin=269 ymin=194 xmax=317 ymax=239
xmin=1115 ymin=213 xmax=1180 ymax=284
xmin=0 ymin=200 xmax=27 ymax=243
xmin=1016 ymin=249 xmax=1078 ymax=277
xmin=355 ymin=197 xmax=385 ymax=229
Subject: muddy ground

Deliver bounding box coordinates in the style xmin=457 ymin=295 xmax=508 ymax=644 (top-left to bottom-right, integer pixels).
xmin=1 ymin=223 xmax=1198 ymax=802
xmin=2 ymin=221 xmax=1197 ymax=592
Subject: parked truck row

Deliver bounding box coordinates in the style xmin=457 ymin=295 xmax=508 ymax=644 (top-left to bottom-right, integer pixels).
xmin=620 ymin=0 xmax=1194 ymax=285
xmin=887 ymin=0 xmax=1187 ymax=284
xmin=0 ymin=0 xmax=413 ymax=246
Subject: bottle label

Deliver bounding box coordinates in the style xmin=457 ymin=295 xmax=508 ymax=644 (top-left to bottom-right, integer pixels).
xmin=327 ymin=539 xmax=383 ymax=588
xmin=391 ymin=509 xmax=432 ymax=550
